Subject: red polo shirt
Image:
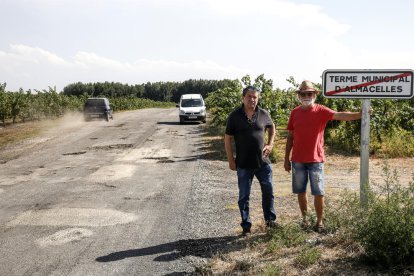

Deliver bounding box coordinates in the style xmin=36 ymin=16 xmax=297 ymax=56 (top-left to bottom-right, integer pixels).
xmin=287 ymin=104 xmax=335 ymax=163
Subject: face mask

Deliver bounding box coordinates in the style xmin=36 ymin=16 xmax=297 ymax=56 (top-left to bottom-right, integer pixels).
xmin=300 ymin=98 xmax=315 ymax=106
xmin=297 ymin=95 xmax=315 ymax=107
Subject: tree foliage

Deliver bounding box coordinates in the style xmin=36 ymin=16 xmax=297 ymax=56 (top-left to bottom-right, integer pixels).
xmin=2 ymin=75 xmax=413 ymax=156
xmin=0 ymin=84 xmax=174 ymax=126
xmin=62 ymin=79 xmax=236 ymax=103
xmin=205 ymin=75 xmax=414 ymax=157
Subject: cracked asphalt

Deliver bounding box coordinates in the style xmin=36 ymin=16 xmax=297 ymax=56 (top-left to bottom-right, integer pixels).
xmin=0 ymin=108 xmax=238 ymax=275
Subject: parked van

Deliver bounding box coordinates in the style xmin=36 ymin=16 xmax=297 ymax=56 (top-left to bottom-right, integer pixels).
xmin=176 ymin=94 xmax=206 ymax=124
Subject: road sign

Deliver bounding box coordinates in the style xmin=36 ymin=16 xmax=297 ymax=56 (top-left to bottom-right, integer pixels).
xmin=322 ymin=69 xmax=414 ymax=99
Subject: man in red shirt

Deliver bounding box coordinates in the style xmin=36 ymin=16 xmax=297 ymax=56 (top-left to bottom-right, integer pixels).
xmin=284 ymin=80 xmax=365 ymax=232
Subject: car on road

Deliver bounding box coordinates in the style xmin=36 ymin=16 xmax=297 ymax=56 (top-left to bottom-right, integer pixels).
xmin=83 ymin=98 xmax=113 ymax=122
xmin=176 ymin=94 xmax=206 ymax=124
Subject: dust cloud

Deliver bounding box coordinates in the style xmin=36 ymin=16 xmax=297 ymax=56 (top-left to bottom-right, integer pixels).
xmin=39 ymin=112 xmax=87 ymax=135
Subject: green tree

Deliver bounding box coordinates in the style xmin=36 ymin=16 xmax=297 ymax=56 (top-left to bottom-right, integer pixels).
xmin=205 ymin=80 xmax=242 ymax=126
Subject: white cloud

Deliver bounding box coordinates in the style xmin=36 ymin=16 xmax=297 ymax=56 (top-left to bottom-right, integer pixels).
xmin=73 ymin=52 xmax=131 ymax=70
xmin=0 ymin=44 xmax=67 ymax=67
xmin=1 ymin=1 xmax=412 ymax=92
xmin=0 ymin=44 xmax=246 ymax=91
xmin=2 ymin=42 xmax=413 ymax=92
xmin=9 ymin=44 xmax=67 ymax=65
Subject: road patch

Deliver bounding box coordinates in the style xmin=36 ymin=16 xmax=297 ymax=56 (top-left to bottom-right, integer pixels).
xmin=7 ymin=208 xmax=138 ymax=227
xmin=36 ymin=228 xmax=93 ymax=247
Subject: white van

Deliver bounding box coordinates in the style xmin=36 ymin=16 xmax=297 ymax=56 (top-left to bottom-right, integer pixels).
xmin=176 ymin=94 xmax=206 ymax=124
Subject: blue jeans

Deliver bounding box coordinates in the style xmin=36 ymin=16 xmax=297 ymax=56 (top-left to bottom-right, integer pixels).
xmin=292 ymin=162 xmax=325 ymax=195
xmin=236 ymin=164 xmax=276 ymax=230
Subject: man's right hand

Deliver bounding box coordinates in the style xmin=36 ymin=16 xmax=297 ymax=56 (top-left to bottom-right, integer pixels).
xmin=284 ymin=159 xmax=291 ymax=173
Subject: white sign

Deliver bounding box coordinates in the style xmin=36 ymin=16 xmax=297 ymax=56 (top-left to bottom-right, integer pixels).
xmin=322 ymin=69 xmax=414 ymax=99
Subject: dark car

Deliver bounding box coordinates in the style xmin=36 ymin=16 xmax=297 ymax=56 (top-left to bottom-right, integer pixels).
xmin=83 ymin=98 xmax=113 ymax=121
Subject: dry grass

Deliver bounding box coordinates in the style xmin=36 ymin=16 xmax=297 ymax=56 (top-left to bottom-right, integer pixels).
xmin=0 ymin=113 xmax=86 ymax=163
xmin=0 ymin=121 xmax=43 ymax=149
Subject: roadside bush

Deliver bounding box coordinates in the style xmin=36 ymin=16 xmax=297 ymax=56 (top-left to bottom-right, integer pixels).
xmin=324 ymin=164 xmax=414 ymax=267
xmin=371 ymin=128 xmax=414 ymax=158
xmin=324 ymin=190 xmax=362 ymax=234
xmin=356 ymin=169 xmax=414 ymax=267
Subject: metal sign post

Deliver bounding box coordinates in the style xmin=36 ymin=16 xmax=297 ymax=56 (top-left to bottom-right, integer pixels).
xmin=322 ymin=69 xmax=414 ymax=205
xmin=360 ymin=99 xmax=370 ymax=207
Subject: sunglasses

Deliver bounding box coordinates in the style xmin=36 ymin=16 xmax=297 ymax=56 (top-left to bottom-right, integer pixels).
xmin=299 ymin=92 xmax=315 ymax=97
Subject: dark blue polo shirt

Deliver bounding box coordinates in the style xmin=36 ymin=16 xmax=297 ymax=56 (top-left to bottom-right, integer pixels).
xmin=225 ymin=105 xmax=274 ymax=169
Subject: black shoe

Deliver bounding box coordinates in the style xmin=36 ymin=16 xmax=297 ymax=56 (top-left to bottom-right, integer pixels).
xmin=266 ymin=220 xmax=278 ymax=228
xmin=241 ymin=227 xmax=251 ymax=236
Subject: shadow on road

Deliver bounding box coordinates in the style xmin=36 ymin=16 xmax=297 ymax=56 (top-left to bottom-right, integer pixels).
xmin=156 ymin=121 xmax=181 ymax=125
xmin=95 ymin=235 xmax=244 ymax=263
xmin=157 ymin=121 xmax=203 ymax=125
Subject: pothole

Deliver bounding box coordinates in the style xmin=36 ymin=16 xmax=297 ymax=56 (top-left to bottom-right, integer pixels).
xmin=98 ymin=183 xmax=117 ymax=188
xmin=157 ymin=159 xmax=175 ymax=163
xmin=62 ymin=151 xmax=87 ymax=156
xmin=90 ymin=144 xmax=134 ymax=151
xmin=143 ymin=157 xmax=175 ymax=163
xmin=109 ymin=123 xmax=126 ymax=128
xmin=119 ymin=146 xmax=173 ymax=163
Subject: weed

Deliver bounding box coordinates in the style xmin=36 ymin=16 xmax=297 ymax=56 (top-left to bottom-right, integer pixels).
xmin=232 ymin=258 xmax=255 ymax=272
xmin=194 ymin=264 xmax=213 ymax=275
xmin=265 ymin=223 xmax=308 ymax=254
xmin=324 ymin=191 xmax=361 ymax=234
xmin=261 ymin=264 xmax=283 ymax=276
xmin=294 ymin=246 xmax=322 ymax=268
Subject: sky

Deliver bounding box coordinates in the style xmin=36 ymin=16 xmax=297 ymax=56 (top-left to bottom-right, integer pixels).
xmin=1 ymin=0 xmax=413 ymax=92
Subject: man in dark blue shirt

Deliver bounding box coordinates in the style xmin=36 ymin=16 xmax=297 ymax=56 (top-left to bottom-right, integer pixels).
xmin=225 ymin=86 xmax=277 ymax=235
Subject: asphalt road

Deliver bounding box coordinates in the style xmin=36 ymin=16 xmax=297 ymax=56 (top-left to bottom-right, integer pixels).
xmin=0 ymin=108 xmax=235 ymax=275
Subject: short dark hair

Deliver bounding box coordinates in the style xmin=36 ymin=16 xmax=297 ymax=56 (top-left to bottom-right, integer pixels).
xmin=242 ymin=85 xmax=261 ymax=96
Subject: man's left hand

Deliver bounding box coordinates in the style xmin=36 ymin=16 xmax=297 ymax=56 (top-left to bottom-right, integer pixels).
xmin=262 ymin=144 xmax=273 ymax=158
